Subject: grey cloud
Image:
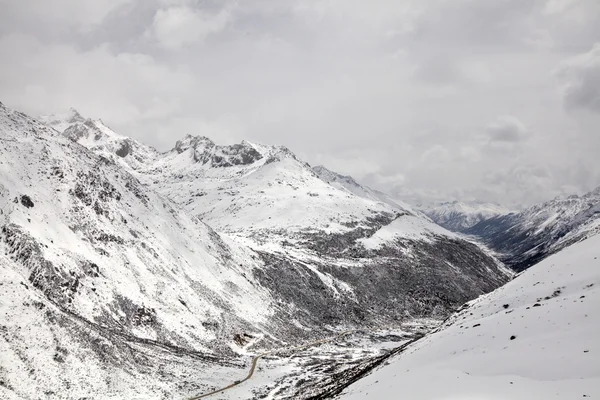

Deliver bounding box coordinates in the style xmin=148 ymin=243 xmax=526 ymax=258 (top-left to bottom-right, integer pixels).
xmin=147 ymin=4 xmax=233 ymax=49
xmin=559 ymin=43 xmax=600 ymax=113
xmin=486 ymin=116 xmax=528 ymax=143
xmin=0 ymin=0 xmax=599 ymax=206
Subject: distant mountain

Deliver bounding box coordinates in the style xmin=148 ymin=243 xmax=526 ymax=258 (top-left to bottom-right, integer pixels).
xmin=420 ymin=201 xmax=514 ymax=232
xmin=465 ymin=188 xmax=600 ymax=271
xmin=38 ymin=107 xmax=86 ymax=132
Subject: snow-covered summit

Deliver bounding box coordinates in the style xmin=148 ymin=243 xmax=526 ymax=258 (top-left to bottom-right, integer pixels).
xmin=40 ymin=109 xmax=160 ymax=170
xmin=39 ymin=108 xmax=86 ymax=133
xmin=171 ymin=134 xmax=300 ymax=168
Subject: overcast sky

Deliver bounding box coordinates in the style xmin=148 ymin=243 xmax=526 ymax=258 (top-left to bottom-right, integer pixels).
xmin=1 ymin=0 xmax=599 ymax=206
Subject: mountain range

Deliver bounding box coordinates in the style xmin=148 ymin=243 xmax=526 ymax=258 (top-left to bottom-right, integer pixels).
xmin=0 ymin=103 xmax=514 ymax=399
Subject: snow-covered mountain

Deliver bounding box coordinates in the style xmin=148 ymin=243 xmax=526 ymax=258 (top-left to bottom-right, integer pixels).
xmin=339 ymin=231 xmax=600 ymax=400
xmin=0 ymin=102 xmax=287 ymax=398
xmin=39 ymin=107 xmax=514 ymax=320
xmin=419 ymin=201 xmax=513 ymax=232
xmin=465 ymin=188 xmax=600 ymax=271
xmin=141 ymin=136 xmax=512 ymax=322
xmin=40 ymin=109 xmax=160 ymax=171
xmin=0 ymin=103 xmax=513 ymax=398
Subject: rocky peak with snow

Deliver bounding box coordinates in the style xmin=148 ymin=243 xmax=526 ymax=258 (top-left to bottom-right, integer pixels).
xmin=62 ymin=118 xmax=122 ymax=143
xmin=313 ymin=165 xmax=362 ymax=188
xmin=172 ymin=134 xmax=265 ymax=167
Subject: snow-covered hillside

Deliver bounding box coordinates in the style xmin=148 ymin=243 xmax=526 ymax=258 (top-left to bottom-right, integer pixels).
xmin=137 ymin=134 xmax=511 ymax=322
xmin=420 ymin=201 xmax=513 ymax=232
xmin=466 ymin=188 xmax=600 ymax=271
xmin=340 ymin=233 xmax=600 ymax=400
xmin=1 ymin=102 xmax=274 ymax=351
xmin=40 ymin=109 xmax=160 ymax=171
xmin=0 ymin=102 xmax=293 ymax=398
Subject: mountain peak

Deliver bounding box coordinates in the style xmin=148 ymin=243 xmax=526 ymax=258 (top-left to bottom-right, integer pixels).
xmin=39 ymin=108 xmax=86 ymax=132
xmin=172 ymin=135 xmax=264 ymax=167
xmin=173 ymin=135 xmax=215 ymax=154
xmin=170 ymin=135 xmax=303 ymax=168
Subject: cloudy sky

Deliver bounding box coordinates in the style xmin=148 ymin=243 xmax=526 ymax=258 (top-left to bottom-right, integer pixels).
xmin=1 ymin=0 xmax=599 ymax=206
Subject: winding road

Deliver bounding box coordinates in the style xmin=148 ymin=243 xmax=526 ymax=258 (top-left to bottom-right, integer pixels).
xmin=187 ymin=330 xmax=355 ymax=399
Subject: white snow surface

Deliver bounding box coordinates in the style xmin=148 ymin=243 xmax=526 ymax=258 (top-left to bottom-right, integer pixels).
xmin=340 ymin=233 xmax=600 ymax=400
xmin=40 ymin=109 xmax=161 ymax=171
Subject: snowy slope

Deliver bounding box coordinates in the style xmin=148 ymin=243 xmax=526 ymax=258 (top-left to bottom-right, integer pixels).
xmin=139 ymin=137 xmax=432 ymax=248
xmin=143 ymin=136 xmax=402 ymax=242
xmin=420 ymin=200 xmax=513 ymax=232
xmin=340 ymin=233 xmax=600 ymax=400
xmin=466 ymin=188 xmax=600 ymax=271
xmin=0 ymin=251 xmax=252 ymax=400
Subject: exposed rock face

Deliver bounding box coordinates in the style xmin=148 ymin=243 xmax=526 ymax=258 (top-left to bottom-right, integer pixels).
xmin=19 ymin=195 xmax=34 ymax=208
xmin=465 ymin=188 xmax=600 ymax=271
xmin=174 ymin=135 xmax=265 ymax=167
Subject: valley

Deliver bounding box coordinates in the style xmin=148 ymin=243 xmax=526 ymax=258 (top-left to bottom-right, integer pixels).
xmin=0 ymin=102 xmax=598 ymax=400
